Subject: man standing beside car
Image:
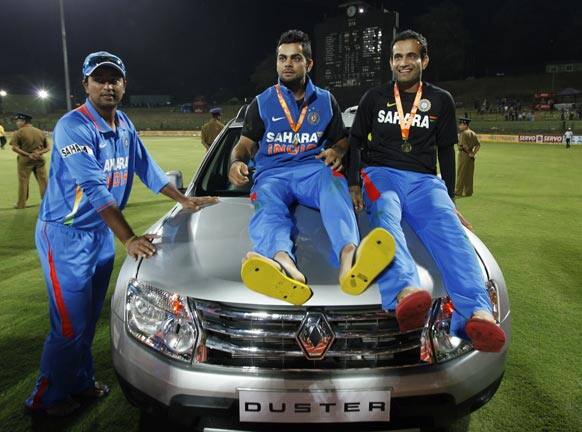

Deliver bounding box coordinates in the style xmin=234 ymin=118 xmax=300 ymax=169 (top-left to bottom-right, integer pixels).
xmin=229 ymin=30 xmax=395 ymax=305
xmin=348 ymin=30 xmax=506 ymax=351
xmin=25 ymin=51 xmax=217 ymax=416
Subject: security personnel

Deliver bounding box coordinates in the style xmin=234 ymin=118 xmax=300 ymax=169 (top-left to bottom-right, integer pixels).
xmin=25 ymin=51 xmax=217 ymax=416
xmin=200 ymin=107 xmax=225 ymax=150
xmin=0 ymin=121 xmax=7 ymax=149
xmin=9 ymin=113 xmax=49 ymax=209
xmin=349 ymin=30 xmax=505 ymax=352
xmin=455 ymin=117 xmax=481 ymax=197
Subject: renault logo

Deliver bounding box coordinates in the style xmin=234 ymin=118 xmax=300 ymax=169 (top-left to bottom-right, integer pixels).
xmin=296 ymin=312 xmax=335 ymax=360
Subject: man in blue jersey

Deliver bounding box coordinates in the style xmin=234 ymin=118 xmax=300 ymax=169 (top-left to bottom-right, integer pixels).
xmin=26 ymin=51 xmax=217 ymax=416
xmin=229 ymin=30 xmax=395 ymax=305
xmin=348 ymin=30 xmax=506 ymax=352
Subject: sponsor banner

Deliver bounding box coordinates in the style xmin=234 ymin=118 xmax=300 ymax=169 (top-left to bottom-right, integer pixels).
xmin=479 ymin=134 xmax=582 ymax=145
xmin=478 ymin=134 xmax=519 ymax=143
xmin=518 ymin=135 xmax=564 ymax=144
xmin=138 ymin=131 xmax=200 ymax=137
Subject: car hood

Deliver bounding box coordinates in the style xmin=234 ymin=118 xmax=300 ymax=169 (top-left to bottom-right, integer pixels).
xmin=135 ymin=198 xmax=471 ymax=307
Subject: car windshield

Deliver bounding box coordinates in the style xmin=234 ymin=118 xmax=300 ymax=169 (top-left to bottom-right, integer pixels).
xmin=194 ymin=125 xmax=253 ymax=197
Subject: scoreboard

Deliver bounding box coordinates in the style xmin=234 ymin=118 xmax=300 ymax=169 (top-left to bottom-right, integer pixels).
xmin=314 ymin=8 xmax=398 ymax=108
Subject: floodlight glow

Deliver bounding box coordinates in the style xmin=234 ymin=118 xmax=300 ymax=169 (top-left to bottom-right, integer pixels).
xmin=0 ymin=90 xmax=7 ymax=97
xmin=358 ymin=7 xmax=365 ymax=13
xmin=37 ymin=89 xmax=50 ymax=99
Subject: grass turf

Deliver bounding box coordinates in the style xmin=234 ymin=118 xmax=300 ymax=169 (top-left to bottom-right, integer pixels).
xmin=0 ymin=138 xmax=581 ymax=431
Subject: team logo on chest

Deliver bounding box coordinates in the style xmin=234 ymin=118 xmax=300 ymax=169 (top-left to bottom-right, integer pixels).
xmin=308 ymin=111 xmax=320 ymax=125
xmin=418 ymin=99 xmax=432 ymax=112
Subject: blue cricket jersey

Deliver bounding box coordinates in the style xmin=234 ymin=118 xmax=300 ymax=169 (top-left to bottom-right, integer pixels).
xmin=39 ymin=99 xmax=169 ymax=230
xmin=251 ymin=78 xmax=337 ymax=176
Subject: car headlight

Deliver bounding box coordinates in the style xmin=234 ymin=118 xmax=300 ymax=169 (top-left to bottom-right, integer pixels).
xmin=421 ymin=279 xmax=502 ymax=364
xmin=126 ymin=279 xmax=199 ymax=362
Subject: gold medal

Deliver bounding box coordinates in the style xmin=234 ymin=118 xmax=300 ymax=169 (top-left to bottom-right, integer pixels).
xmin=401 ymin=139 xmax=412 ymax=153
xmin=275 ymin=84 xmax=309 ymax=147
xmin=394 ymin=81 xmax=423 ymax=153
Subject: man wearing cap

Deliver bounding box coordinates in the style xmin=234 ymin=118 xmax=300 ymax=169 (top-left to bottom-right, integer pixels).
xmin=564 ymin=127 xmax=573 ymax=149
xmin=200 ymin=107 xmax=225 ymax=150
xmin=25 ymin=51 xmax=218 ymax=416
xmin=455 ymin=117 xmax=481 ymax=197
xmin=9 ymin=113 xmax=50 ymax=209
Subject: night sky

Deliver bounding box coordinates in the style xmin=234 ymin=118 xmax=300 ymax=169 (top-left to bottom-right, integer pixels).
xmin=0 ymin=0 xmax=580 ymax=104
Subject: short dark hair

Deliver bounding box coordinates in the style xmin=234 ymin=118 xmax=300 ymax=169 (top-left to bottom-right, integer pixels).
xmin=277 ymin=29 xmax=312 ymax=60
xmin=392 ymin=30 xmax=428 ymax=59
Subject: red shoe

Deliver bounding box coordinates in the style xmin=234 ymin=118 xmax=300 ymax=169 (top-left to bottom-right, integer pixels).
xmin=395 ymin=290 xmax=432 ymax=332
xmin=465 ymin=318 xmax=506 ymax=352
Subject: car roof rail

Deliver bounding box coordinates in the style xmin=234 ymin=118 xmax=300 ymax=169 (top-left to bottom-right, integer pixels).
xmin=234 ymin=104 xmax=249 ymax=123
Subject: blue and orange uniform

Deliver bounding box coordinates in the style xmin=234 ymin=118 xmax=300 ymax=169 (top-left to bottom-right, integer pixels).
xmin=242 ymin=77 xmax=358 ymax=265
xmin=26 ymin=98 xmax=168 ymax=410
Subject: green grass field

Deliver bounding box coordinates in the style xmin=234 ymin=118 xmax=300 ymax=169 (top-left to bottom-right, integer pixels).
xmin=0 ymin=138 xmax=581 ymax=432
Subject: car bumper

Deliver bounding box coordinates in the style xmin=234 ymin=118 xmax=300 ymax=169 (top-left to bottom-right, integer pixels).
xmin=111 ymin=311 xmax=507 ymax=430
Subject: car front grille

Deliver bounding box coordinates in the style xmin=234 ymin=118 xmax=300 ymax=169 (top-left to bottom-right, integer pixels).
xmin=191 ymin=300 xmax=424 ymax=370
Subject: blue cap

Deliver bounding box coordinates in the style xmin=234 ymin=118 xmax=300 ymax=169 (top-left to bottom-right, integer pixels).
xmin=82 ymin=51 xmax=126 ymax=77
xmin=209 ymin=107 xmax=222 ymax=115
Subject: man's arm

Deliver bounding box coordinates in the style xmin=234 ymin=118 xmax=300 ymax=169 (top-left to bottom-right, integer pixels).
xmin=316 ymin=94 xmax=348 ymax=171
xmin=228 ymin=135 xmax=257 ymax=186
xmin=228 ymin=98 xmax=262 ymax=186
xmin=470 ymin=132 xmax=481 ymax=157
xmin=9 ymin=132 xmax=30 ymax=158
xmin=200 ymin=126 xmax=210 ymax=150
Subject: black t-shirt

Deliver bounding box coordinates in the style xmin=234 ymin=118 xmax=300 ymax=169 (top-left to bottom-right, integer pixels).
xmin=241 ymin=94 xmax=347 ymax=145
xmin=348 ymin=81 xmax=458 ymax=195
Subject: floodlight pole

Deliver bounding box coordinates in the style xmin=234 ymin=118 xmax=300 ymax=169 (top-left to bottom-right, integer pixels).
xmin=59 ymin=0 xmax=72 ymax=111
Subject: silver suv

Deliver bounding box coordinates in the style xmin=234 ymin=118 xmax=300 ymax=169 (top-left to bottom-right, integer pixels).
xmin=110 ymin=107 xmax=510 ymax=431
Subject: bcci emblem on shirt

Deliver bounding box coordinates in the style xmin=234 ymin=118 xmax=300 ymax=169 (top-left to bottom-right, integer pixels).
xmin=308 ymin=111 xmax=320 ymax=125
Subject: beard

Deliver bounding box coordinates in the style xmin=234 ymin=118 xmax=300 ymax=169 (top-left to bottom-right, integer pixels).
xmin=279 ymin=74 xmax=305 ymax=92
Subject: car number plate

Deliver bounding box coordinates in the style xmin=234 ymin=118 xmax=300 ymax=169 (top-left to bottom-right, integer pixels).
xmin=239 ymin=388 xmax=390 ymax=423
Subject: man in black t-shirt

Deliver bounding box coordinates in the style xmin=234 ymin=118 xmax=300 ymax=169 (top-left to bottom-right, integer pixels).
xmin=348 ymin=30 xmax=506 ymax=352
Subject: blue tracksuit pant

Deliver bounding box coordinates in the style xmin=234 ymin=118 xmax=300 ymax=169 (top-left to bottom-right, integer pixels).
xmin=26 ymin=221 xmax=114 ymax=409
xmin=361 ymin=166 xmax=492 ymax=337
xmin=250 ymin=161 xmax=359 ymax=265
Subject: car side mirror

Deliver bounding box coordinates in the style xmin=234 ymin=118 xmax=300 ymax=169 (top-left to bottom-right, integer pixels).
xmin=166 ymin=170 xmax=186 ymax=193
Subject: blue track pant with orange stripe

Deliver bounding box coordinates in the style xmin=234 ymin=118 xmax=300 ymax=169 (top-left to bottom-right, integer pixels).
xmin=250 ymin=161 xmax=359 ymax=265
xmin=26 ymin=221 xmax=114 ymax=409
xmin=361 ymin=166 xmax=492 ymax=338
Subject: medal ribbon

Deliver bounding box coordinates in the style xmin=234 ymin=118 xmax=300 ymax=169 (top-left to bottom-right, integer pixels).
xmin=393 ymin=81 xmax=423 ymax=142
xmin=275 ymin=84 xmax=308 ymax=134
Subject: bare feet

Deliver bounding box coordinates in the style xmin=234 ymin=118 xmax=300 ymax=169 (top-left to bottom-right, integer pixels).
xmin=339 ymin=243 xmax=356 ymax=281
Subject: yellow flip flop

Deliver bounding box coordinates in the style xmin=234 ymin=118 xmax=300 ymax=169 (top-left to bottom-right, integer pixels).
xmin=340 ymin=227 xmax=396 ymax=295
xmin=241 ymin=256 xmax=313 ymax=305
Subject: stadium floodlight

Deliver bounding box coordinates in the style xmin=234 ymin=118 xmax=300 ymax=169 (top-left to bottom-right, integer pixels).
xmin=0 ymin=90 xmax=7 ymax=97
xmin=37 ymin=89 xmax=50 ymax=99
